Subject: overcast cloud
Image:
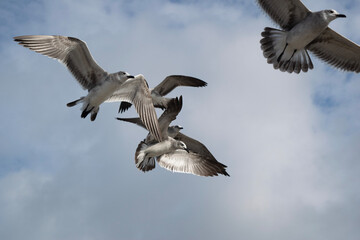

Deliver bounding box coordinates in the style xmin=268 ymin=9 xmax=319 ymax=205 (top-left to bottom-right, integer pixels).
xmin=1 ymin=0 xmax=360 ymax=239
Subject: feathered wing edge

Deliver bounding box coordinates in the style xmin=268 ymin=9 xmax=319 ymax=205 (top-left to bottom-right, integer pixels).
xmin=13 ymin=35 xmax=107 ymax=90
xmin=307 ymin=27 xmax=360 ymax=73
xmin=153 ymin=75 xmax=207 ymax=96
xmin=157 ymin=151 xmax=229 ymax=177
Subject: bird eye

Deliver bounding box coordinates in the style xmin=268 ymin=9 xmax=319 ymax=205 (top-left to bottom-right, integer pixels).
xmin=329 ymin=10 xmax=334 ymax=13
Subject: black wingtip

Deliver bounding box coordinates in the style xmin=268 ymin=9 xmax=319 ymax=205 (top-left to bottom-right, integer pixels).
xmin=222 ymin=170 xmax=230 ymax=177
xmin=81 ymin=105 xmax=93 ymax=119
xmin=195 ymin=79 xmax=207 ymax=87
xmin=118 ymin=102 xmax=132 ymax=113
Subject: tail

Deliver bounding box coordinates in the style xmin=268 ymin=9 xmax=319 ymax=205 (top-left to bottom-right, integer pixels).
xmin=135 ymin=141 xmax=156 ymax=172
xmin=260 ymin=27 xmax=313 ymax=73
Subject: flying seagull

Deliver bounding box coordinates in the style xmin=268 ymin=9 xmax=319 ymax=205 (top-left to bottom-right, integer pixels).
xmin=117 ymin=96 xmax=229 ymax=177
xmin=118 ymin=75 xmax=207 ymax=113
xmin=257 ymin=0 xmax=360 ymax=73
xmin=13 ymin=35 xmax=162 ymax=142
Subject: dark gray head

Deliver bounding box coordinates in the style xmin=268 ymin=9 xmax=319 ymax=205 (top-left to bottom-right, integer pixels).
xmin=168 ymin=125 xmax=183 ymax=138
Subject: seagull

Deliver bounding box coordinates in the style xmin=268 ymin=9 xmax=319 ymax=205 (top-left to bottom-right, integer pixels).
xmin=117 ymin=96 xmax=229 ymax=177
xmin=118 ymin=75 xmax=207 ymax=113
xmin=13 ymin=35 xmax=162 ymax=142
xmin=257 ymin=0 xmax=360 ymax=73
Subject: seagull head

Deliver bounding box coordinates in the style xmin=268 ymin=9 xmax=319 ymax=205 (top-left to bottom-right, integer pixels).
xmin=177 ymin=141 xmax=189 ymax=153
xmin=174 ymin=125 xmax=183 ymax=130
xmin=324 ymin=9 xmax=346 ymax=21
xmin=168 ymin=125 xmax=183 ymax=137
xmin=117 ymin=71 xmax=135 ymax=81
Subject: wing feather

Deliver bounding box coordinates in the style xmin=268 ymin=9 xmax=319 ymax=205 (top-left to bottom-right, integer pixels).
xmin=14 ymin=35 xmax=108 ymax=89
xmin=158 ymin=96 xmax=183 ymax=139
xmin=152 ymin=75 xmax=207 ymax=96
xmin=106 ymin=76 xmax=163 ymax=142
xmin=256 ymin=0 xmax=311 ymax=30
xmin=175 ymin=132 xmax=217 ymax=161
xmin=157 ymin=150 xmax=229 ymax=177
xmin=307 ymin=28 xmax=360 ymax=72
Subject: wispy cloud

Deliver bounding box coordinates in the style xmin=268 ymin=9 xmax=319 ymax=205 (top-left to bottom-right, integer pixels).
xmin=1 ymin=0 xmax=360 ymax=239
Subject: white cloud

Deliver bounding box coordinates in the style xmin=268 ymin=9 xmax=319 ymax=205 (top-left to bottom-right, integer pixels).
xmin=1 ymin=0 xmax=360 ymax=239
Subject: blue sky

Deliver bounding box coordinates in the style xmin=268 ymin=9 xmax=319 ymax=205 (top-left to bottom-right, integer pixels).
xmin=1 ymin=0 xmax=360 ymax=239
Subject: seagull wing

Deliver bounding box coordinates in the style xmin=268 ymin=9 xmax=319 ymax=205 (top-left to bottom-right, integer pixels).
xmin=307 ymin=28 xmax=360 ymax=73
xmin=116 ymin=117 xmax=146 ymax=129
xmin=175 ymin=132 xmax=217 ymax=161
xmin=157 ymin=96 xmax=183 ymax=139
xmin=157 ymin=150 xmax=229 ymax=177
xmin=152 ymin=75 xmax=207 ymax=96
xmin=256 ymin=0 xmax=311 ymax=30
xmin=14 ymin=35 xmax=107 ymax=90
xmin=117 ymin=96 xmax=183 ymax=141
xmin=106 ymin=76 xmax=163 ymax=142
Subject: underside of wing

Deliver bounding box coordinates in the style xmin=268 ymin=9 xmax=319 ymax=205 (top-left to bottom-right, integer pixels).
xmin=257 ymin=0 xmax=311 ymax=30
xmin=158 ymin=150 xmax=229 ymax=177
xmin=307 ymin=28 xmax=360 ymax=72
xmin=14 ymin=35 xmax=107 ymax=89
xmin=153 ymin=75 xmax=207 ymax=96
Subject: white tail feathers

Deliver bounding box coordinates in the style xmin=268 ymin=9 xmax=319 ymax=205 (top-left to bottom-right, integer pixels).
xmin=260 ymin=27 xmax=313 ymax=73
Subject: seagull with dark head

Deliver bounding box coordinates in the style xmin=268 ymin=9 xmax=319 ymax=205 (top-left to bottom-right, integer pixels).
xmin=13 ymin=35 xmax=162 ymax=142
xmin=257 ymin=0 xmax=360 ymax=73
xmin=117 ymin=96 xmax=229 ymax=177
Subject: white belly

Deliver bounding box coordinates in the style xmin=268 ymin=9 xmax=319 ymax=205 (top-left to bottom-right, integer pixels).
xmin=287 ymin=15 xmax=328 ymax=49
xmin=87 ymin=81 xmax=119 ymax=107
xmin=145 ymin=140 xmax=172 ymax=158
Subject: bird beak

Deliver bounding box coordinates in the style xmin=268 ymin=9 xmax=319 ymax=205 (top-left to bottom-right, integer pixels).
xmin=179 ymin=126 xmax=184 ymax=130
xmin=336 ymin=14 xmax=346 ymax=18
xmin=185 ymin=148 xmax=189 ymax=153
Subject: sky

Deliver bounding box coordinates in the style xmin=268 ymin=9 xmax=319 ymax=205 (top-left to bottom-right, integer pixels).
xmin=1 ymin=0 xmax=360 ymax=239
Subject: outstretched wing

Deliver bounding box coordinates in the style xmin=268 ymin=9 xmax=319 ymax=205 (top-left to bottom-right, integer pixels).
xmin=14 ymin=35 xmax=107 ymax=90
xmin=307 ymin=28 xmax=360 ymax=72
xmin=107 ymin=75 xmax=162 ymax=142
xmin=152 ymin=75 xmax=207 ymax=96
xmin=157 ymin=150 xmax=229 ymax=177
xmin=256 ymin=0 xmax=311 ymax=30
xmin=158 ymin=96 xmax=183 ymax=139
